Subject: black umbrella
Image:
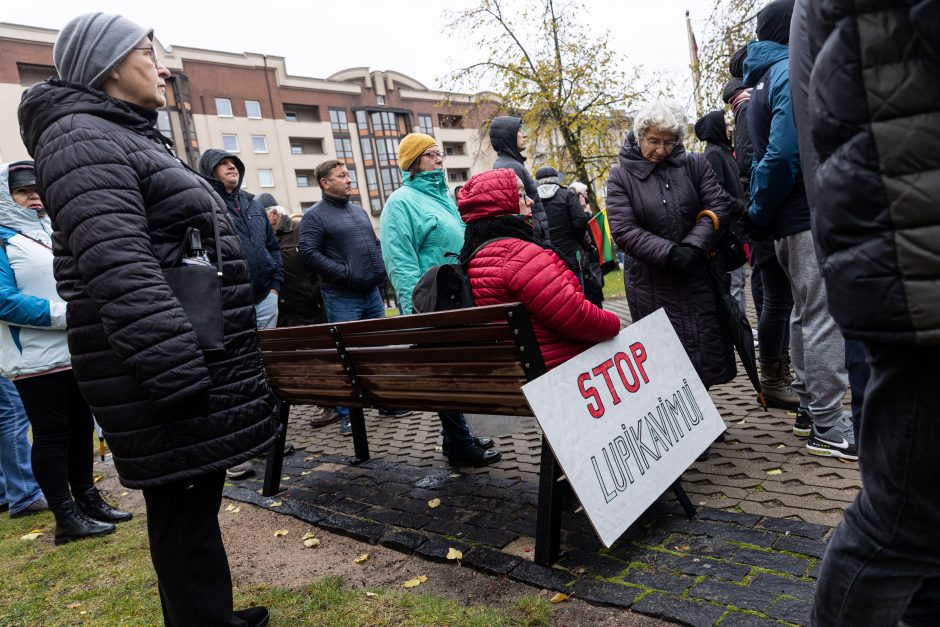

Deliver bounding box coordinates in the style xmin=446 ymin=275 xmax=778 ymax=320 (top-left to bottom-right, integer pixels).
xmin=706 ymin=264 xmax=765 ymax=408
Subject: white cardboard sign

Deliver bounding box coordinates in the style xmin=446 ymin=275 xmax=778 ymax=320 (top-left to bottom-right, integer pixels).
xmin=522 ymin=308 xmax=725 ymax=548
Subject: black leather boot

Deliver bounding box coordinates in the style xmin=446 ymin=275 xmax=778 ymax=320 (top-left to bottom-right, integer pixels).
xmin=52 ymin=500 xmax=116 ymax=545
xmin=75 ymin=487 xmax=133 ymax=523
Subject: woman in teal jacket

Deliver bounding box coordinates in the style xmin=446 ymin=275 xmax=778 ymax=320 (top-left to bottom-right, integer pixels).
xmin=379 ymin=133 xmax=500 ymax=467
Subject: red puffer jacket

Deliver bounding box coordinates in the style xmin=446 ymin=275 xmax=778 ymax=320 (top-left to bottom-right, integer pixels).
xmin=459 ymin=169 xmax=621 ymax=370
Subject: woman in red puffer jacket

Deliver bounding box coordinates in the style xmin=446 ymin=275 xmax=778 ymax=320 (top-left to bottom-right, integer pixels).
xmin=457 ymin=168 xmax=621 ymax=369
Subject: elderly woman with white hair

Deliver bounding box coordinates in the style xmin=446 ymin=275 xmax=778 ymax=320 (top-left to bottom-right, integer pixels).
xmin=607 ymin=100 xmax=736 ymax=389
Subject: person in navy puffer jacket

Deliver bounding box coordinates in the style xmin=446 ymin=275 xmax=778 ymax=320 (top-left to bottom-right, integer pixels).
xmin=457 ymin=168 xmax=620 ymax=370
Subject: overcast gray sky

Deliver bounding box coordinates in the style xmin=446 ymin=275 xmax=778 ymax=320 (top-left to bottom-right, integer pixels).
xmin=4 ymin=0 xmax=712 ymax=107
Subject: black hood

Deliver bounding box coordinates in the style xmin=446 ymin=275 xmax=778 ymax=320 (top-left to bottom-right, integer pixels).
xmin=18 ymin=79 xmax=161 ymax=158
xmin=617 ymin=132 xmax=687 ymax=180
xmin=729 ymin=45 xmax=748 ymax=79
xmin=694 ymin=111 xmax=730 ymax=147
xmin=198 ymin=148 xmax=245 ymax=192
xmin=756 ymin=0 xmax=794 ymax=44
xmin=722 ymin=78 xmax=747 ymax=104
xmin=489 ymin=115 xmax=526 ymax=162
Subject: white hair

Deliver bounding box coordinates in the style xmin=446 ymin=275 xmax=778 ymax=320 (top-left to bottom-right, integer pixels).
xmin=569 ymin=181 xmax=588 ymax=196
xmin=633 ymin=100 xmax=687 ymax=142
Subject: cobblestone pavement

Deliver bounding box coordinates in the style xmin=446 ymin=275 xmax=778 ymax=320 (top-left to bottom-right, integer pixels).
xmin=225 ymin=296 xmax=861 ymax=626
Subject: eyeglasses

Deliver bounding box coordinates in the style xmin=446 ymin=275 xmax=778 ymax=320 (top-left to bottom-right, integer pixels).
xmin=642 ymin=137 xmax=678 ymax=151
xmin=134 ymin=45 xmax=158 ymax=66
xmin=420 ymin=150 xmax=444 ymax=160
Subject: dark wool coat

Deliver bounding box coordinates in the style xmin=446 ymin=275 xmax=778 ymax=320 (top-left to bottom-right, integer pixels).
xmin=459 ymin=169 xmax=620 ymax=369
xmin=796 ymin=0 xmax=940 ymax=346
xmin=607 ymin=136 xmax=736 ymax=387
xmin=489 ymin=116 xmax=551 ymax=244
xmin=694 ymin=111 xmax=746 ymax=214
xmin=538 ymin=183 xmax=589 ymax=269
xmin=18 ymin=80 xmax=280 ymax=489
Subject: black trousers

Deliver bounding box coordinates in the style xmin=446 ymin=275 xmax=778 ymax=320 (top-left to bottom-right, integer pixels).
xmin=13 ymin=370 xmax=94 ymax=507
xmin=143 ymin=471 xmax=240 ymax=626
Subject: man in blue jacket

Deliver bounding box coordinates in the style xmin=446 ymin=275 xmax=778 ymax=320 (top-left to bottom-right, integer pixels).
xmin=743 ymin=0 xmax=855 ymax=460
xmin=299 ymin=160 xmax=391 ymax=435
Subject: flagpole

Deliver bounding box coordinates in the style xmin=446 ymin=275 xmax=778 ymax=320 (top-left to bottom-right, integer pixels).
xmin=686 ymin=10 xmax=703 ymax=118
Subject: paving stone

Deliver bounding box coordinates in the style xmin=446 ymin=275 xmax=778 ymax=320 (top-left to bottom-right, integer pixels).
xmin=631 ymin=592 xmax=727 ymax=627
xmin=773 ymin=535 xmax=829 ymax=559
xmin=327 ymin=498 xmax=371 ymax=516
xmin=767 ymin=596 xmax=812 ymax=625
xmin=733 ymin=548 xmax=810 ymax=577
xmin=288 ymin=501 xmax=330 ymax=524
xmin=748 ymin=573 xmax=816 ymax=601
xmin=460 ymin=526 xmax=519 ymax=549
xmin=318 ymin=513 xmax=387 ymax=544
xmin=689 ymin=580 xmax=776 ymax=612
xmin=505 ymin=516 xmax=537 ymax=537
xmin=758 ymin=518 xmax=831 ymax=540
xmin=656 ymin=555 xmax=751 ymax=581
xmin=624 ymin=569 xmax=696 ymax=595
xmin=463 ymin=546 xmax=522 ymax=575
xmin=379 ymin=529 xmax=427 ymax=553
xmin=696 ymin=507 xmax=763 ymax=527
xmin=567 ymin=579 xmax=639 ymax=608
xmin=413 ymin=534 xmax=471 ymax=562
xmin=720 ymin=612 xmax=785 ymax=627
xmin=809 ymin=560 xmax=821 ymax=579
xmin=223 ymin=486 xmax=265 ymax=506
xmin=666 ymin=535 xmax=739 ymax=560
xmin=466 ymin=511 xmax=516 ymax=530
xmin=558 ymin=549 xmax=630 ymax=579
xmin=508 ymin=560 xmax=572 ymax=591
xmin=362 ymin=507 xmax=434 ymax=529
xmin=662 ymin=517 xmax=777 ymax=547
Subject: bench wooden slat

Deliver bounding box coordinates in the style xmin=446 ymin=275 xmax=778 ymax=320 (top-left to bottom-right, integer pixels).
xmin=350 ymin=344 xmax=522 ymax=363
xmin=359 ymin=374 xmax=527 ymax=394
xmin=339 ymin=325 xmax=514 ymax=347
xmin=264 ymin=361 xmax=347 ymax=377
xmin=354 ymin=361 xmax=525 ymax=377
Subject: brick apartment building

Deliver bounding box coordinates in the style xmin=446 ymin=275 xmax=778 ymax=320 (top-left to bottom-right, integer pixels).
xmin=0 ymin=22 xmax=498 ymax=227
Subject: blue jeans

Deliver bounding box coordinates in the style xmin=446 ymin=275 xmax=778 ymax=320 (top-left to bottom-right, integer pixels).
xmin=844 ymin=339 xmax=870 ymax=440
xmin=0 ymin=378 xmax=44 ymax=514
xmin=811 ymin=345 xmax=940 ymax=626
xmin=321 ymin=286 xmax=386 ymax=419
xmin=255 ymin=290 xmax=279 ymax=330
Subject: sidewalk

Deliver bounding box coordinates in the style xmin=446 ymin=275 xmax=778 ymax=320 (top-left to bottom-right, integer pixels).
xmin=225 ymin=296 xmax=860 ymax=626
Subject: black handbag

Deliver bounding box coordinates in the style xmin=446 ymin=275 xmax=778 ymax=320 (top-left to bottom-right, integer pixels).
xmin=696 ymin=209 xmax=748 ymax=272
xmin=162 ymin=206 xmax=225 ymax=353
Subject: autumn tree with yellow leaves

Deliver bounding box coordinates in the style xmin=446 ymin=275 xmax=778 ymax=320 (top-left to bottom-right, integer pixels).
xmin=446 ymin=0 xmax=644 ymax=211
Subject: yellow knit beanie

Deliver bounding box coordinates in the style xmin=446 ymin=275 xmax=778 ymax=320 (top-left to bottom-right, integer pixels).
xmin=397 ymin=133 xmax=438 ymax=171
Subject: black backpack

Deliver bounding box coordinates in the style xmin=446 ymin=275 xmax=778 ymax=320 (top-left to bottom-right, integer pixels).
xmin=411 ymin=238 xmax=506 ymax=314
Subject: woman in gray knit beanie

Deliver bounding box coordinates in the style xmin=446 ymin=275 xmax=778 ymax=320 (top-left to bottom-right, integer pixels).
xmin=18 ymin=13 xmax=276 ymax=627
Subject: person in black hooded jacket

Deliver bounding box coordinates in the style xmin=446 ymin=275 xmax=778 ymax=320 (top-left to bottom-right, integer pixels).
xmin=489 ymin=116 xmax=550 ymax=244
xmin=18 ymin=13 xmax=278 ymax=626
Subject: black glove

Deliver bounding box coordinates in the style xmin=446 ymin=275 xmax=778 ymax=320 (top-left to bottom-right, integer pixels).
xmin=666 ymin=244 xmax=702 ymax=274
xmin=740 ymin=210 xmax=774 ymax=242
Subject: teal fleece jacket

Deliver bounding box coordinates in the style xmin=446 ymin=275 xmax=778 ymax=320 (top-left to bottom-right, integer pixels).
xmin=379 ymin=169 xmax=465 ymax=315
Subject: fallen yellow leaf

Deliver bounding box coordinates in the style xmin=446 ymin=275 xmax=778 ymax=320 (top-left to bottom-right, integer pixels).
xmin=20 ymin=531 xmax=42 ymax=541
xmin=403 ymin=575 xmax=428 ymax=588
xmin=302 ymin=532 xmax=317 ymax=540
xmin=446 ymin=548 xmax=463 ymax=560
xmin=120 ymin=491 xmax=128 ymax=497
xmin=281 ymin=476 xmax=290 ymax=481
xmin=224 ymin=504 xmax=236 ymax=512
xmin=303 ymin=538 xmax=321 ymax=548
xmin=673 ymin=545 xmax=690 ymax=553
xmin=767 ymin=469 xmax=783 ymax=476
xmin=270 ymin=501 xmax=283 ymax=508
xmin=273 ymin=529 xmax=289 ymax=537
xmin=231 ymin=507 xmax=241 ymax=513
xmin=66 ymin=602 xmax=82 ymax=609
xmin=427 ymin=498 xmax=441 ymax=509
xmin=354 ymin=553 xmax=369 ymax=564
xmin=301 ymin=471 xmax=311 ymax=476
xmin=365 ymin=592 xmax=378 ymax=597
xmin=550 ymin=593 xmax=569 ymax=604
xmin=93 ymin=475 xmax=104 ymax=483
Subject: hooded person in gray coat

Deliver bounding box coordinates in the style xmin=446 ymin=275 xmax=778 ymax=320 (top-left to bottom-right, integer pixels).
xmin=489 ymin=116 xmax=550 ymax=244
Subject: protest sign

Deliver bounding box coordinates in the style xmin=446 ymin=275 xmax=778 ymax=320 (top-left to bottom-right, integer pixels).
xmin=522 ymin=308 xmax=725 ymax=547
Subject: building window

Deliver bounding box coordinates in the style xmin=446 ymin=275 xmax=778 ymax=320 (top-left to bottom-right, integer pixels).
xmin=366 ymin=168 xmax=378 ymax=193
xmin=301 ymin=201 xmax=316 ymax=212
xmin=291 ymin=143 xmax=303 ymax=155
xmin=355 ymin=110 xmax=368 ymax=127
xmin=156 ymin=110 xmax=173 ymax=136
xmin=245 ymin=100 xmax=262 ymax=119
xmin=222 ymin=134 xmax=239 ymax=152
xmin=447 ymin=168 xmax=469 ymax=183
xmin=334 ymin=138 xmax=353 ymax=159
xmin=285 ymin=111 xmax=298 ymax=122
xmin=17 ymin=62 xmax=57 ymax=86
xmin=371 ymin=111 xmax=399 ymax=132
xmin=258 ymin=169 xmax=274 ymax=188
xmin=438 ymin=114 xmax=463 ymax=129
xmin=380 ymin=167 xmax=402 ymax=194
xmin=418 ymin=114 xmax=434 ymax=135
xmin=283 ymin=103 xmax=319 ymax=122
xmin=215 ymin=98 xmax=233 ymax=117
xmin=347 ymin=168 xmax=359 ymax=190
xmin=377 ymin=95 xmax=386 ymax=106
xmin=289 ymin=137 xmax=324 ymax=155
xmin=296 ymin=174 xmax=309 ymax=187
xmin=370 ymin=197 xmax=383 ymax=216
xmin=443 ymin=142 xmax=466 ymax=156
xmin=329 ymin=109 xmax=349 ymax=132
xmin=252 ymin=135 xmax=268 ymax=153
xmin=359 ymin=138 xmax=373 ymax=161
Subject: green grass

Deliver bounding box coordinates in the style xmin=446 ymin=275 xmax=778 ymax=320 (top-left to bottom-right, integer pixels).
xmin=0 ymin=512 xmax=552 ymax=626
xmin=602 ymin=268 xmax=625 ymax=301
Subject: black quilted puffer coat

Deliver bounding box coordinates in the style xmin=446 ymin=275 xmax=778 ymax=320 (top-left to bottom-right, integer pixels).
xmin=18 ymin=80 xmax=280 ymax=488
xmin=797 ymin=0 xmax=940 ymax=346
xmin=607 ymin=135 xmax=736 ymax=387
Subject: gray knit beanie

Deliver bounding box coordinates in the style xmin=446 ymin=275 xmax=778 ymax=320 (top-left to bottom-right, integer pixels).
xmin=53 ymin=13 xmax=153 ymax=89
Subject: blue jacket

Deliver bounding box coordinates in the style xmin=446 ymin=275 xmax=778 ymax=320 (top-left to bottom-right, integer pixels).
xmin=198 ymin=149 xmax=284 ymax=304
xmin=743 ymin=40 xmax=810 ymax=239
xmin=299 ymin=193 xmax=386 ymax=292
xmin=0 ymin=163 xmax=70 ymax=378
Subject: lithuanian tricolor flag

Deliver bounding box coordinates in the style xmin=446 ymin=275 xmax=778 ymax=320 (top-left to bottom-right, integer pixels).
xmin=588 ymin=208 xmax=616 ymax=265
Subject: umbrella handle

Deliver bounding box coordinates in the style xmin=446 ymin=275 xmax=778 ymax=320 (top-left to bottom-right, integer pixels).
xmin=696 ymin=209 xmax=720 ymax=231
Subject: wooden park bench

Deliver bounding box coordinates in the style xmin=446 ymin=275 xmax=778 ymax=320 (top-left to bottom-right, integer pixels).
xmin=257 ymin=303 xmax=695 ymax=566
